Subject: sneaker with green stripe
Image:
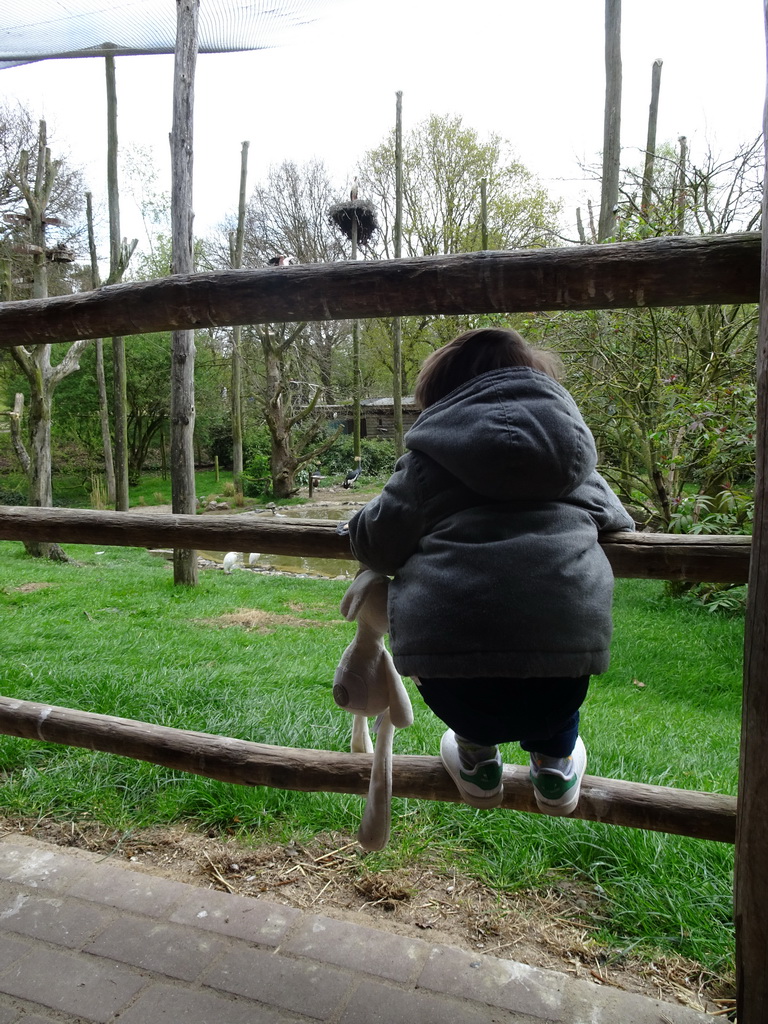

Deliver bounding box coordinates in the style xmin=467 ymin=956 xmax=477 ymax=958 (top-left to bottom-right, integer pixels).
xmin=530 ymin=736 xmax=587 ymax=816
xmin=440 ymin=730 xmax=504 ymax=808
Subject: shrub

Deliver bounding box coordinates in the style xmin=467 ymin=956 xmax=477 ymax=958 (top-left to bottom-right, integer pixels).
xmin=0 ymin=485 xmax=26 ymax=506
xmin=242 ymin=427 xmax=273 ymax=498
xmin=320 ymin=436 xmax=397 ymax=478
xmin=666 ymin=488 xmax=752 ymax=612
xmin=668 ymin=489 xmax=753 ymax=536
xmin=243 ymin=452 xmax=272 ymax=498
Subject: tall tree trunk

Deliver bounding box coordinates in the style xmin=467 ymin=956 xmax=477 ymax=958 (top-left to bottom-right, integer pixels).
xmin=350 ymin=217 xmax=361 ymax=464
xmin=85 ymin=192 xmax=116 ymax=504
xmin=230 ymin=140 xmax=249 ymax=498
xmin=94 ymin=341 xmax=116 ymax=504
xmin=264 ymin=331 xmax=295 ymax=498
xmin=392 ymin=91 xmax=405 ymax=458
xmin=105 ymin=54 xmax=132 ymax=512
xmin=598 ymin=0 xmax=622 ymax=241
xmin=170 ymin=0 xmax=200 ymax=585
xmin=735 ymin=13 xmax=768 ymax=1019
xmin=640 ymin=59 xmax=663 ymax=234
xmin=675 ymin=135 xmax=688 ymax=234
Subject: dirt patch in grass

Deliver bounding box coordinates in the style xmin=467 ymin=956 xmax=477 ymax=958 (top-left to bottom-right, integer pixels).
xmin=200 ymin=609 xmax=331 ymax=633
xmin=8 ymin=582 xmax=55 ymax=594
xmin=0 ymin=815 xmax=733 ymax=1017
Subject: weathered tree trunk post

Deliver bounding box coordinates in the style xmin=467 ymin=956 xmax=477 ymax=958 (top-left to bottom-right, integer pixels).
xmin=105 ymin=54 xmax=131 ymax=512
xmin=230 ymin=140 xmax=249 ymax=500
xmin=640 ymin=58 xmax=663 ymax=234
xmin=86 ymin=192 xmax=116 ymax=505
xmin=10 ymin=120 xmax=87 ymax=561
xmin=480 ymin=176 xmax=488 ymax=250
xmin=598 ymin=0 xmax=622 ymax=241
xmin=170 ymin=0 xmax=200 ymax=585
xmin=351 ymin=216 xmax=361 ymax=462
xmin=675 ymin=135 xmax=688 ymax=234
xmin=734 ymin=8 xmax=768 ymax=1016
xmin=392 ymin=90 xmax=405 ymax=458
xmin=575 ymin=208 xmax=587 ymax=244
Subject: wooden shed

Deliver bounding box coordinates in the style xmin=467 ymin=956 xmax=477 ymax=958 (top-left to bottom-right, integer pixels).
xmin=321 ymin=397 xmax=420 ymax=440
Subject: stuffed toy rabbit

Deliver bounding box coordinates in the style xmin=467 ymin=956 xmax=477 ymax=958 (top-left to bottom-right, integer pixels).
xmin=333 ymin=569 xmax=413 ymax=850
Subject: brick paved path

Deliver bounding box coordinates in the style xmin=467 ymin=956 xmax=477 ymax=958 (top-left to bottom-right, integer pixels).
xmin=0 ymin=835 xmax=712 ymax=1023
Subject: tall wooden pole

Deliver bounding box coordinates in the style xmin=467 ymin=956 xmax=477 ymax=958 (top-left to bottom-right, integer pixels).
xmin=675 ymin=135 xmax=688 ymax=235
xmin=105 ymin=54 xmax=130 ymax=511
xmin=480 ymin=177 xmax=488 ymax=250
xmin=392 ymin=90 xmax=404 ymax=457
xmin=640 ymin=58 xmax=662 ymax=234
xmin=734 ymin=9 xmax=768 ymax=1018
xmin=85 ymin=192 xmax=116 ymax=505
xmin=351 ymin=215 xmax=361 ymax=461
xmin=170 ymin=0 xmax=199 ymax=585
xmin=230 ymin=140 xmax=249 ymax=498
xmin=598 ymin=0 xmax=622 ymax=241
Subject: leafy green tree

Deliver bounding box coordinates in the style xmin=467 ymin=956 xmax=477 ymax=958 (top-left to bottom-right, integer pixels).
xmin=549 ymin=303 xmax=757 ymax=526
xmin=356 ymin=114 xmax=564 ymax=393
xmin=359 ymin=113 xmax=562 ymax=258
xmin=544 ymin=140 xmax=761 ymax=527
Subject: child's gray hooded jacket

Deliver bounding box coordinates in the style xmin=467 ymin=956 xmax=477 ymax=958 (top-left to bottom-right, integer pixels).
xmin=347 ymin=367 xmax=635 ymax=679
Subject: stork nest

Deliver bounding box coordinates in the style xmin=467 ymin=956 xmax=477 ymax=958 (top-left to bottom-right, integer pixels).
xmin=328 ymin=200 xmax=379 ymax=246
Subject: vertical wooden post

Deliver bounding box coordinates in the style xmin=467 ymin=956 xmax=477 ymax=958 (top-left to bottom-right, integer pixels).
xmin=230 ymin=141 xmax=249 ymax=499
xmin=598 ymin=0 xmax=622 ymax=241
xmin=85 ymin=192 xmax=116 ymax=506
xmin=392 ymin=90 xmax=405 ymax=458
xmin=351 ymin=216 xmax=361 ymax=461
xmin=735 ymin=10 xmax=768 ymax=1018
xmin=675 ymin=135 xmax=688 ymax=235
xmin=170 ymin=0 xmax=199 ymax=585
xmin=105 ymin=54 xmax=130 ymax=512
xmin=480 ymin=177 xmax=488 ymax=250
xmin=640 ymin=58 xmax=663 ymax=233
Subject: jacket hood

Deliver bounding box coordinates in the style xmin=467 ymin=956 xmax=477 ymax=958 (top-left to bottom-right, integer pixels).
xmin=405 ymin=367 xmax=597 ymax=500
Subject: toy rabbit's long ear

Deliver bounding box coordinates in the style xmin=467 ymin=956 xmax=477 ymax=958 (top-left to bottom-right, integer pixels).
xmin=357 ymin=710 xmax=393 ymax=851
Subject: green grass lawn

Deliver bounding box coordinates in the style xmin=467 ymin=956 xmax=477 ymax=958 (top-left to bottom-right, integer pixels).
xmin=0 ymin=542 xmax=742 ymax=976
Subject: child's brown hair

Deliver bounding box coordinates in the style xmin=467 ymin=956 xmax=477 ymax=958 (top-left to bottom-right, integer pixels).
xmin=413 ymin=327 xmax=560 ymax=409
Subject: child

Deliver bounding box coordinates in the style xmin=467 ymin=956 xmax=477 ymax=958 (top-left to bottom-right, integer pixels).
xmin=346 ymin=327 xmax=634 ymax=815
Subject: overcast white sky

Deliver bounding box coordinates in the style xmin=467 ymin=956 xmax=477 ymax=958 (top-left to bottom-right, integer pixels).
xmin=2 ymin=0 xmax=766 ymax=248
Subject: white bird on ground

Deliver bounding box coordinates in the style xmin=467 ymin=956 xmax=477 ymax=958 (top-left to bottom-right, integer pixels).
xmin=249 ymin=552 xmax=261 ymax=566
xmin=223 ymin=551 xmax=239 ymax=574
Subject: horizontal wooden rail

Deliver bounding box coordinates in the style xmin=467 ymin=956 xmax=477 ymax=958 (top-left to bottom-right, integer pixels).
xmin=0 ymin=696 xmax=736 ymax=843
xmin=0 ymin=506 xmax=753 ymax=582
xmin=0 ymin=234 xmax=759 ymax=349
xmin=0 ymin=506 xmax=752 ymax=583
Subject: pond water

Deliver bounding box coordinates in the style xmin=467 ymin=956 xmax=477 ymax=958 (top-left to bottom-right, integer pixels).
xmin=202 ymin=501 xmax=364 ymax=580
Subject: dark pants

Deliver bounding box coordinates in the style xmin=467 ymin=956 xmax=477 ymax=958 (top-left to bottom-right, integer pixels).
xmin=416 ymin=675 xmax=590 ymax=758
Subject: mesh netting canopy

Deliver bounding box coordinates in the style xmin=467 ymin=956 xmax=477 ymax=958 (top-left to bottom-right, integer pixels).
xmin=0 ymin=0 xmax=335 ymax=69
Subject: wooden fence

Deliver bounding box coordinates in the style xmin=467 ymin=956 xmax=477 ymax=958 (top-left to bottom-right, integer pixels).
xmin=0 ymin=232 xmax=764 ymax=1022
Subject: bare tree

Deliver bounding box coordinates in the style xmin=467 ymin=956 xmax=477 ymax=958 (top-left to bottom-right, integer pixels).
xmin=206 ymin=159 xmax=348 ymax=497
xmin=7 ymin=120 xmax=90 ymax=560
